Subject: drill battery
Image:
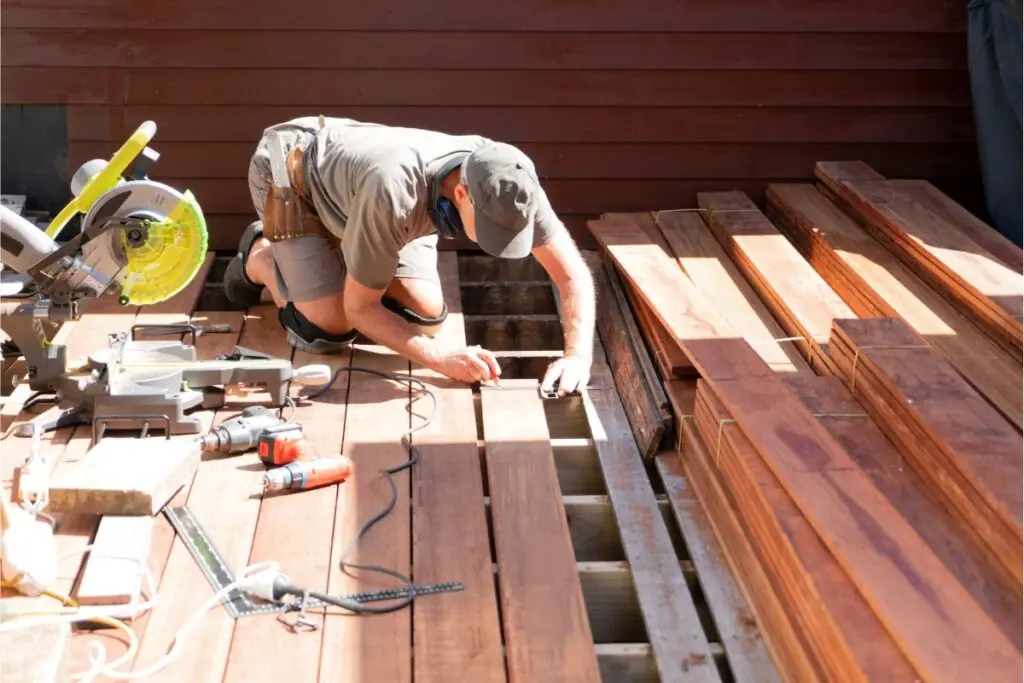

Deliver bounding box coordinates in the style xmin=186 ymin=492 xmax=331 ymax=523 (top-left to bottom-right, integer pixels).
xmin=257 ymin=423 xmax=309 ymax=466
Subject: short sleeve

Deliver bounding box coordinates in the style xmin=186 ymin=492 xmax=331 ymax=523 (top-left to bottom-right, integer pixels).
xmin=531 ymin=185 xmax=563 ymax=248
xmin=341 ymin=176 xmax=405 ymax=290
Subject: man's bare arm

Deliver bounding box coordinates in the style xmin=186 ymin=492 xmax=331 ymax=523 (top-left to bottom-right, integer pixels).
xmin=343 ymin=274 xmax=443 ymax=367
xmin=532 ymin=228 xmax=596 ymax=360
xmin=343 ymin=274 xmax=501 ymax=384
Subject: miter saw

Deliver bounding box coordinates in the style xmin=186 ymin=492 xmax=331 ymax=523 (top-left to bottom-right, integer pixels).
xmin=0 ymin=120 xmax=329 ymax=439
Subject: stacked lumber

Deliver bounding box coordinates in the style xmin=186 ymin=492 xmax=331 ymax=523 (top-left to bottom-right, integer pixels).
xmin=586 ymin=162 xmax=1024 ymax=682
xmin=765 ymin=183 xmax=1023 ymax=430
xmin=696 ymin=192 xmax=855 ymax=376
xmin=828 ymin=317 xmax=1023 ymax=593
xmin=815 ymin=161 xmax=1024 ymax=357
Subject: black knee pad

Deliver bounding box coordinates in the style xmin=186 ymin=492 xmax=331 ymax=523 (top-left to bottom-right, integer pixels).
xmin=381 ymin=296 xmax=448 ymax=326
xmin=278 ymin=303 xmax=357 ymax=354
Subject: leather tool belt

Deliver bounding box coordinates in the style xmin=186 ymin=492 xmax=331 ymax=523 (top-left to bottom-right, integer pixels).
xmin=262 ymin=144 xmax=337 ymax=247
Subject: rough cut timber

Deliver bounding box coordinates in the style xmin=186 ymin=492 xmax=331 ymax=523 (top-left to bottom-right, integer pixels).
xmin=766 ymin=182 xmax=1023 ymax=431
xmin=815 ymin=161 xmax=1024 ymax=356
xmin=696 ymin=191 xmax=855 ymax=376
xmin=591 ymin=253 xmax=672 ymax=459
xmin=588 ymin=218 xmax=1024 ymax=683
xmin=582 ymin=351 xmax=721 ymax=683
xmin=828 ymin=317 xmax=1024 ymax=594
xmin=43 ymin=438 xmax=199 ymax=515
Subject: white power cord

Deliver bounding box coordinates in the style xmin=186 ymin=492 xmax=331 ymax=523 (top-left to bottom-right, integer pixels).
xmin=0 ymin=559 xmax=281 ymax=681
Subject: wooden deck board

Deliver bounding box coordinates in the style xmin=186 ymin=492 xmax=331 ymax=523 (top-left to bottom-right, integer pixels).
xmin=4 ymin=250 xmax=689 ymax=683
xmin=481 ymin=381 xmax=602 ymax=683
xmin=411 ymin=253 xmax=506 ymax=683
xmin=582 ymin=347 xmax=721 ymax=683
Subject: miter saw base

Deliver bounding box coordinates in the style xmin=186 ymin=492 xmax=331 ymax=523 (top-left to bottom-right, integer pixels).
xmin=13 ymin=329 xmax=298 ymax=440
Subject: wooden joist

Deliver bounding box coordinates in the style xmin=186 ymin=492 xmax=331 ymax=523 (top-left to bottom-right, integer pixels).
xmin=815 ymin=161 xmax=1024 ymax=356
xmin=696 ymin=191 xmax=855 ymax=376
xmin=828 ymin=317 xmax=1024 ymax=595
xmin=766 ymin=182 xmax=1024 ymax=431
xmin=588 ymin=218 xmax=1023 ymax=683
xmin=591 ymin=252 xmax=672 ymax=460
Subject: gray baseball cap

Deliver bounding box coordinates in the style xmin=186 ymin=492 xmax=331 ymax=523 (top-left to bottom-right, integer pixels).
xmin=464 ymin=141 xmax=542 ymax=259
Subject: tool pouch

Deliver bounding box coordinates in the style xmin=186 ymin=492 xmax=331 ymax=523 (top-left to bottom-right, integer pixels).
xmin=263 ymin=146 xmax=337 ymax=248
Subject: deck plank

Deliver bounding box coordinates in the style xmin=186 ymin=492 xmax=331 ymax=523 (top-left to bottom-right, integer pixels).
xmin=481 ymin=381 xmax=602 ymax=683
xmin=317 ymin=341 xmax=412 ymax=683
xmin=127 ymin=307 xmax=278 ymax=683
xmin=221 ymin=315 xmax=352 ymax=683
xmin=410 ymin=252 xmax=506 ymax=683
xmin=582 ymin=348 xmax=720 ymax=683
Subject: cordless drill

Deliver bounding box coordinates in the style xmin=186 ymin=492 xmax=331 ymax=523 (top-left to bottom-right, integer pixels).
xmin=197 ymin=406 xmax=298 ymax=455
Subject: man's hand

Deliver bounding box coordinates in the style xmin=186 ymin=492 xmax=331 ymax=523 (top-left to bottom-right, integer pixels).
xmin=541 ymin=353 xmax=592 ymax=397
xmin=434 ymin=345 xmax=502 ymax=385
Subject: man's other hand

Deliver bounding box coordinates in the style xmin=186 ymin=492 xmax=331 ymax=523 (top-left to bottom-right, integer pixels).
xmin=435 ymin=345 xmax=502 ymax=385
xmin=541 ymin=354 xmax=591 ymax=397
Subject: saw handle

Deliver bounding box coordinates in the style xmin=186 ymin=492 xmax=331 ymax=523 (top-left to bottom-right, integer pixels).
xmin=45 ymin=120 xmax=158 ymax=239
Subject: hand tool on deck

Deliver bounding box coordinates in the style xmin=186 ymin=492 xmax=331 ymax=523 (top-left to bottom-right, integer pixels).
xmin=262 ymin=456 xmax=353 ymax=492
xmin=197 ymin=405 xmax=297 ymax=455
xmin=0 ymin=120 xmax=332 ymax=439
xmin=163 ymin=505 xmax=464 ymax=620
xmin=257 ymin=424 xmax=312 ymax=466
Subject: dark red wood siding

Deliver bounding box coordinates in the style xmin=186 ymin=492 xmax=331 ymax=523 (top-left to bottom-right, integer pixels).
xmin=1 ymin=1 xmax=977 ymax=251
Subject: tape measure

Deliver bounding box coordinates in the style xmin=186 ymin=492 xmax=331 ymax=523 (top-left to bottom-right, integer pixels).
xmin=163 ymin=505 xmax=463 ymax=618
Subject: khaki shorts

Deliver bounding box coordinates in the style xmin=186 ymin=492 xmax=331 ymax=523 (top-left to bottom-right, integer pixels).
xmin=247 ymin=130 xmax=440 ymax=303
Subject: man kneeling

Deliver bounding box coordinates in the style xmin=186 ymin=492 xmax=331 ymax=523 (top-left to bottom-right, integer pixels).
xmin=223 ymin=116 xmax=595 ymax=396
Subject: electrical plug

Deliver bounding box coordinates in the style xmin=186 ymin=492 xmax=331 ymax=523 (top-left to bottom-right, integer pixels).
xmin=291 ymin=364 xmax=332 ymax=386
xmin=235 ymin=565 xmax=291 ymax=602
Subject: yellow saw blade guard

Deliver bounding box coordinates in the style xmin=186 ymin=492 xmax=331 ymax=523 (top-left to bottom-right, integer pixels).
xmin=119 ymin=190 xmax=209 ymax=306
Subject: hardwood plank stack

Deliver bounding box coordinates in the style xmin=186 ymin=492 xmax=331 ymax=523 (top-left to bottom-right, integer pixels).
xmin=765 ymin=182 xmax=1023 ymax=430
xmin=586 ymin=161 xmax=1024 ymax=682
xmin=815 ymin=161 xmax=1024 ymax=357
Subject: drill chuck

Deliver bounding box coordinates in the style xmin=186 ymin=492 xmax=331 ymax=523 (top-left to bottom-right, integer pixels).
xmin=263 ymin=457 xmax=353 ymax=492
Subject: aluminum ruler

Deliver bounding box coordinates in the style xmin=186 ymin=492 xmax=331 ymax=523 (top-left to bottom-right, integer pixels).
xmin=164 ymin=505 xmax=463 ymax=619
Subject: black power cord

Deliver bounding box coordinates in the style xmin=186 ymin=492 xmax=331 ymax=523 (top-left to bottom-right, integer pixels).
xmin=284 ymin=363 xmax=439 ymax=615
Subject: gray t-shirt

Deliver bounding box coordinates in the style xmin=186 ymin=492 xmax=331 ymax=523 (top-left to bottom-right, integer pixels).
xmin=264 ymin=116 xmax=557 ymax=290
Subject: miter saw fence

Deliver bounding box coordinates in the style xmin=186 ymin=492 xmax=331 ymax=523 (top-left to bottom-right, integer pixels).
xmin=0 ymin=120 xmax=331 ymax=439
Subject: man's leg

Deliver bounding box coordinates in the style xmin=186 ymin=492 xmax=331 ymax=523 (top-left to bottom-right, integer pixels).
xmin=224 ymin=135 xmax=355 ymax=354
xmin=382 ymin=234 xmax=448 ymax=338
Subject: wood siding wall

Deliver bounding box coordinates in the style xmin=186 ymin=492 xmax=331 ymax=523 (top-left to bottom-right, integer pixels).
xmin=1 ymin=1 xmax=977 ymax=251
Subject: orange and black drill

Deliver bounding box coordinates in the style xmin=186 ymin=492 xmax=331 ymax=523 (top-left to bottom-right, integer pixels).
xmin=257 ymin=425 xmax=353 ymax=492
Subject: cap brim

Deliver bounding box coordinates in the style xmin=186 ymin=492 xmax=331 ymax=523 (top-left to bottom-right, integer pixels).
xmin=475 ymin=213 xmax=534 ymax=260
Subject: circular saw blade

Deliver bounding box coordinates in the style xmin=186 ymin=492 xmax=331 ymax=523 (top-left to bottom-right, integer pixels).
xmin=82 ymin=180 xmax=209 ymax=306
